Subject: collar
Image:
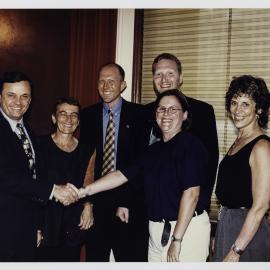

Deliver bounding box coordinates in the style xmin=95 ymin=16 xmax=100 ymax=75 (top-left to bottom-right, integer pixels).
xmin=0 ymin=108 xmax=24 ymax=132
xmin=103 ymin=98 xmax=123 ymax=116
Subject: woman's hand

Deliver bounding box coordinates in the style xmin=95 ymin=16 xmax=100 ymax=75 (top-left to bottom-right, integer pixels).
xmin=78 ymin=187 xmax=88 ymax=198
xmin=78 ymin=202 xmax=94 ymax=230
xmin=167 ymin=186 xmax=199 ymax=262
xmin=223 ymin=249 xmax=240 ymax=262
xmin=167 ymin=241 xmax=181 ymax=262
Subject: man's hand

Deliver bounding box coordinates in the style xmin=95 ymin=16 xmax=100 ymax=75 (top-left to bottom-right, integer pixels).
xmin=53 ymin=183 xmax=79 ymax=206
xmin=79 ymin=202 xmax=94 ymax=230
xmin=116 ymin=207 xmax=129 ymax=223
xmin=37 ymin=230 xmax=43 ymax=247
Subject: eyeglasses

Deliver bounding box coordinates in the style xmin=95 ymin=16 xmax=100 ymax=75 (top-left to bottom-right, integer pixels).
xmin=57 ymin=111 xmax=79 ymax=121
xmin=156 ymin=106 xmax=183 ymax=115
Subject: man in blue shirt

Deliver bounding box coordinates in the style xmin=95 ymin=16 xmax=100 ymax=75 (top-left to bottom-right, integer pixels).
xmin=80 ymin=63 xmax=148 ymax=261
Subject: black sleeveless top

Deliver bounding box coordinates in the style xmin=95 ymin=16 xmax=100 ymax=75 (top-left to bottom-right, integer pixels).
xmin=215 ymin=134 xmax=270 ymax=209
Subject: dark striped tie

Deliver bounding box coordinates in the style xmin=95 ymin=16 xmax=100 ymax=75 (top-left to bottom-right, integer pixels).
xmin=102 ymin=110 xmax=115 ymax=176
xmin=16 ymin=123 xmax=36 ymax=180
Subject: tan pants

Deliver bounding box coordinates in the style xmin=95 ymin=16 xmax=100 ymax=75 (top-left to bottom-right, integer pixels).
xmin=148 ymin=211 xmax=210 ymax=262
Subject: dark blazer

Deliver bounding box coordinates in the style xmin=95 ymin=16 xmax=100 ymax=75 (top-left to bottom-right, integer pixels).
xmin=80 ymin=99 xmax=148 ymax=217
xmin=0 ymin=113 xmax=53 ymax=261
xmin=144 ymin=95 xmax=219 ymax=212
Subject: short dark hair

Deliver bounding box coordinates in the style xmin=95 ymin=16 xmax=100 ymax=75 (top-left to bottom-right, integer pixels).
xmin=99 ymin=63 xmax=125 ymax=81
xmin=53 ymin=96 xmax=81 ymax=117
xmin=0 ymin=71 xmax=33 ymax=93
xmin=225 ymin=75 xmax=270 ymax=129
xmin=155 ymin=89 xmax=192 ymax=132
xmin=152 ymin=53 xmax=182 ymax=75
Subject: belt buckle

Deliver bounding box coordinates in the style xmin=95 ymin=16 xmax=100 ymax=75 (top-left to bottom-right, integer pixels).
xmin=161 ymin=220 xmax=171 ymax=247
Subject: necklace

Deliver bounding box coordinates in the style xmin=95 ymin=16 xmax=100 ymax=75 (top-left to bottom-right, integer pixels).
xmin=230 ymin=130 xmax=263 ymax=152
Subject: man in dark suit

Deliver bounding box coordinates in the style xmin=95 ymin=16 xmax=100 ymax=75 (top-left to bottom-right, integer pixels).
xmin=145 ymin=53 xmax=219 ymax=214
xmin=0 ymin=72 xmax=79 ymax=261
xmin=80 ymin=63 xmax=148 ymax=261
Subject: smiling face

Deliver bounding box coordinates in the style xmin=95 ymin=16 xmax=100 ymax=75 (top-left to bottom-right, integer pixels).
xmin=52 ymin=103 xmax=79 ymax=135
xmin=229 ymin=93 xmax=258 ymax=131
xmin=98 ymin=65 xmax=126 ymax=108
xmin=0 ymin=81 xmax=32 ymax=121
xmin=156 ymin=95 xmax=187 ymax=141
xmin=153 ymin=59 xmax=183 ymax=94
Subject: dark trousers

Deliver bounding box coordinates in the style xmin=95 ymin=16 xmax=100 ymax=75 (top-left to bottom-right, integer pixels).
xmin=35 ymin=245 xmax=81 ymax=262
xmin=0 ymin=247 xmax=35 ymax=262
xmin=85 ymin=211 xmax=148 ymax=262
xmin=128 ymin=208 xmax=149 ymax=262
xmin=85 ymin=215 xmax=130 ymax=262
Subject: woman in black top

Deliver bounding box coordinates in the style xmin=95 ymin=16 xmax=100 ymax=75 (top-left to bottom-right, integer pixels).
xmin=76 ymin=89 xmax=210 ymax=262
xmin=213 ymin=75 xmax=270 ymax=262
xmin=36 ymin=97 xmax=92 ymax=261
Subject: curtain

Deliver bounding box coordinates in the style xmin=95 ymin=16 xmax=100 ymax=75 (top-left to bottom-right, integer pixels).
xmin=69 ymin=9 xmax=117 ymax=108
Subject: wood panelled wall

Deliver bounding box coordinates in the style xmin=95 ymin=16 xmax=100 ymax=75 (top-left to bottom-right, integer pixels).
xmin=0 ymin=9 xmax=117 ymax=135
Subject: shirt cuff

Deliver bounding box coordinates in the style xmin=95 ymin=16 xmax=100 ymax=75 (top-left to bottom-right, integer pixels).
xmin=49 ymin=184 xmax=56 ymax=200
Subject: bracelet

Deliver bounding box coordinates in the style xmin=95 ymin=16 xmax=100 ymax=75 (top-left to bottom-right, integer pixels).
xmin=171 ymin=235 xmax=183 ymax=242
xmin=231 ymin=243 xmax=244 ymax=255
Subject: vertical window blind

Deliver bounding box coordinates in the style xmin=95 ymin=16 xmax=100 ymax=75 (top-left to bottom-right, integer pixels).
xmin=141 ymin=9 xmax=270 ymax=221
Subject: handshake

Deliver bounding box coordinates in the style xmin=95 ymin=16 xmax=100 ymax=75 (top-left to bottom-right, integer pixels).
xmin=53 ymin=183 xmax=89 ymax=206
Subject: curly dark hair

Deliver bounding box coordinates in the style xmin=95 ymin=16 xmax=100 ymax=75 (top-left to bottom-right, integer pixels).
xmin=154 ymin=89 xmax=192 ymax=136
xmin=225 ymin=75 xmax=270 ymax=129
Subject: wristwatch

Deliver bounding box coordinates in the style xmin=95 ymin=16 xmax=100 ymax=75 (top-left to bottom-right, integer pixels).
xmin=171 ymin=235 xmax=182 ymax=243
xmin=231 ymin=243 xmax=244 ymax=255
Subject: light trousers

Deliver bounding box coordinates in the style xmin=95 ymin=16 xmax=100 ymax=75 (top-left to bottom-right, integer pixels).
xmin=148 ymin=211 xmax=210 ymax=262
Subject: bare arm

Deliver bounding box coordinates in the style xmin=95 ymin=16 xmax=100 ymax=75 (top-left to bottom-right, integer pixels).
xmin=167 ymin=186 xmax=200 ymax=262
xmin=79 ymin=170 xmax=128 ymax=198
xmin=223 ymin=139 xmax=270 ymax=262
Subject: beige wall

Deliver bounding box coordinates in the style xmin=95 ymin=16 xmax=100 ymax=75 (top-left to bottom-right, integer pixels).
xmin=116 ymin=9 xmax=135 ymax=102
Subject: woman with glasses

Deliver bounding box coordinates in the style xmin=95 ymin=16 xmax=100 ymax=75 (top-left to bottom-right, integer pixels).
xmin=76 ymin=89 xmax=211 ymax=262
xmin=35 ymin=97 xmax=93 ymax=261
xmin=213 ymin=75 xmax=270 ymax=262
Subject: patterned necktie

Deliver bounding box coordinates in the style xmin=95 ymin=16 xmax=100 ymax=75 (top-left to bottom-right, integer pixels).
xmin=16 ymin=123 xmax=36 ymax=180
xmin=102 ymin=110 xmax=115 ymax=176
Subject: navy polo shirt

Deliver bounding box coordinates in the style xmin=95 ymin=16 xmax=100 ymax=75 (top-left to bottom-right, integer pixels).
xmin=121 ymin=131 xmax=208 ymax=221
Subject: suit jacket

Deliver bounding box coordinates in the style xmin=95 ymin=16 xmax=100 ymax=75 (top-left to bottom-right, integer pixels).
xmin=0 ymin=113 xmax=53 ymax=261
xmin=144 ymin=95 xmax=219 ymax=212
xmin=80 ymin=99 xmax=148 ymax=219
